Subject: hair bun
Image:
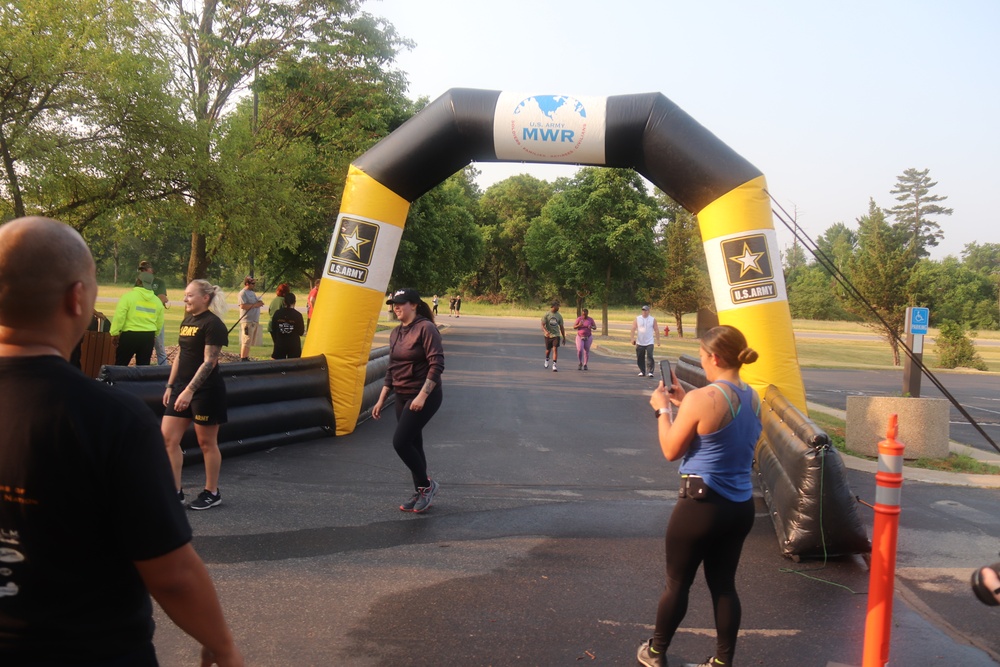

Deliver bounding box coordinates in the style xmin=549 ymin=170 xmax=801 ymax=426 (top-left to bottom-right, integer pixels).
xmin=738 ymin=347 xmax=759 ymax=365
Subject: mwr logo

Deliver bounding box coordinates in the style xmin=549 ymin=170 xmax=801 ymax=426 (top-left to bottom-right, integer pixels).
xmin=720 ymin=234 xmax=773 ymax=286
xmin=509 ymin=95 xmax=589 ymax=159
xmin=327 ymin=216 xmax=379 ymax=284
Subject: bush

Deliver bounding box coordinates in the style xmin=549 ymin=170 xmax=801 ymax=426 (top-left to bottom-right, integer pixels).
xmin=936 ymin=320 xmax=988 ymax=370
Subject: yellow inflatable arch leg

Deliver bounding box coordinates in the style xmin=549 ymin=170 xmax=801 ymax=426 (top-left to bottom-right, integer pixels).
xmin=302 ymin=166 xmax=410 ymax=435
xmin=698 ymin=175 xmax=807 ymax=410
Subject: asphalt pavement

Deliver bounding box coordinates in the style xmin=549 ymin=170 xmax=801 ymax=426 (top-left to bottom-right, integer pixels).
xmin=150 ymin=315 xmax=1000 ymax=666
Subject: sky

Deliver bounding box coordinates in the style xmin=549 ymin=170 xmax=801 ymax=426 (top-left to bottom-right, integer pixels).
xmin=359 ymin=0 xmax=1000 ymax=261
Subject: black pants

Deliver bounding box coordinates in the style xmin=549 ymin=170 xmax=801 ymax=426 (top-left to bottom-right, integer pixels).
xmin=636 ymin=343 xmax=654 ymax=374
xmin=653 ymin=491 xmax=755 ymax=664
xmin=392 ymin=385 xmax=443 ymax=489
xmin=115 ymin=330 xmax=155 ymax=366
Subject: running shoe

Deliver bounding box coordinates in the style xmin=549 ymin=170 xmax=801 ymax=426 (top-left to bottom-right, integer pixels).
xmin=583 ymin=364 xmax=588 ymax=370
xmin=578 ymin=363 xmax=583 ymax=370
xmin=177 ymin=490 xmax=185 ymax=504
xmin=189 ymin=489 xmax=222 ymax=511
xmin=636 ymin=638 xmax=666 ymax=666
xmin=690 ymin=659 xmax=725 ymax=667
xmin=648 ymin=372 xmax=654 ymax=377
xmin=400 ymin=490 xmax=421 ymax=512
xmin=412 ymin=479 xmax=439 ymax=513
xmin=638 ymin=371 xmax=645 ymax=377
xmin=544 ymin=358 xmax=549 ymax=368
xmin=552 ymin=363 xmax=557 ymax=372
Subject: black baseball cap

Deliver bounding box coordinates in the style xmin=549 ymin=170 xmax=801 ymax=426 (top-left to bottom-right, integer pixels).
xmin=386 ymin=288 xmax=421 ymax=305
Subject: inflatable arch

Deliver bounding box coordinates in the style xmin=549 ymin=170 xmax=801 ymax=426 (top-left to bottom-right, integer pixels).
xmin=303 ymin=89 xmax=807 ymax=435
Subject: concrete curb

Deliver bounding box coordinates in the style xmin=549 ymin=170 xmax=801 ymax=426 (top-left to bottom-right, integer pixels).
xmin=807 ymin=401 xmax=1000 ymax=489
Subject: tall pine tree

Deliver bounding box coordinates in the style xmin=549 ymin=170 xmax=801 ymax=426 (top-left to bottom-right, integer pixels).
xmin=888 ymin=167 xmax=952 ymax=260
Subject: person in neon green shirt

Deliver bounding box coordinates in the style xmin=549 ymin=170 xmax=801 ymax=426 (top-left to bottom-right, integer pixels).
xmin=110 ymin=272 xmax=165 ymax=366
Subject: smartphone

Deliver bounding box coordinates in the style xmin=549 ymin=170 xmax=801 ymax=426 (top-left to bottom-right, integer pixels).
xmin=660 ymin=359 xmax=675 ymax=394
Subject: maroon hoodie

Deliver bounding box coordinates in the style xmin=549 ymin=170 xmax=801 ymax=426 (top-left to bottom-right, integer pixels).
xmin=384 ymin=316 xmax=444 ymax=394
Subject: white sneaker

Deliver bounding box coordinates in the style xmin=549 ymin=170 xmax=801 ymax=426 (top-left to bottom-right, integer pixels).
xmin=648 ymin=372 xmax=654 ymax=377
xmin=544 ymin=358 xmax=549 ymax=368
xmin=638 ymin=371 xmax=645 ymax=377
xmin=552 ymin=363 xmax=557 ymax=372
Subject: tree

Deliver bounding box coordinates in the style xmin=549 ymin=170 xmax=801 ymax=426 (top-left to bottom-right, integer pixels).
xmin=0 ymin=0 xmax=186 ymax=225
xmin=842 ymin=199 xmax=915 ymax=365
xmin=650 ymin=194 xmax=710 ymax=337
xmin=888 ymin=167 xmax=952 ymax=260
xmin=935 ymin=321 xmax=988 ymax=371
xmin=782 ymin=240 xmax=809 ymax=284
xmin=525 ymin=168 xmax=661 ymax=334
xmin=908 ymin=257 xmax=998 ymax=330
xmin=787 ymin=265 xmax=854 ymax=321
xmin=390 ymin=167 xmax=484 ymax=292
xmin=470 ymin=174 xmax=554 ymax=302
xmin=151 ymin=0 xmax=411 ymax=281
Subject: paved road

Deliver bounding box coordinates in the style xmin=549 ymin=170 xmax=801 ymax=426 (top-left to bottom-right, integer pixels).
xmin=150 ymin=316 xmax=999 ymax=666
xmin=803 ymin=368 xmax=1000 ymax=454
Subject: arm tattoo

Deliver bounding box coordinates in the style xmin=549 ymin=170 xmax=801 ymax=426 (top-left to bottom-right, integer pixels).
xmin=186 ymin=345 xmax=222 ymax=394
xmin=421 ymin=379 xmax=437 ymax=395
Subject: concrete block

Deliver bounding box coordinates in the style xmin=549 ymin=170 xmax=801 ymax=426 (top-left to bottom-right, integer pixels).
xmin=846 ymin=395 xmax=950 ymax=460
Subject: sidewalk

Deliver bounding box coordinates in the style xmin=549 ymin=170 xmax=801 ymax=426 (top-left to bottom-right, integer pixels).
xmin=808 ymin=401 xmax=1000 ymax=489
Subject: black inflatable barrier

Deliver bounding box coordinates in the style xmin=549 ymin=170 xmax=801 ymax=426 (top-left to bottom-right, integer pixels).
xmin=358 ymin=345 xmax=392 ymax=422
xmin=756 ymin=385 xmax=871 ymax=560
xmin=99 ymin=356 xmax=335 ymax=464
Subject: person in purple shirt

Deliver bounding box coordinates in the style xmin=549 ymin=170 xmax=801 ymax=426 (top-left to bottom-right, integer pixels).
xmin=372 ymin=288 xmax=445 ymax=513
xmin=573 ymin=307 xmax=597 ymax=370
xmin=637 ymin=325 xmax=762 ymax=667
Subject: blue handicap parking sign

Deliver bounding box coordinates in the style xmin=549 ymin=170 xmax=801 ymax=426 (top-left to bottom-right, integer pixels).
xmin=908 ymin=307 xmax=929 ymax=335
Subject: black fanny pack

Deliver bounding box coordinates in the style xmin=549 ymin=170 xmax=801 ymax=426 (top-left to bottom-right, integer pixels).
xmin=679 ymin=474 xmax=708 ymax=499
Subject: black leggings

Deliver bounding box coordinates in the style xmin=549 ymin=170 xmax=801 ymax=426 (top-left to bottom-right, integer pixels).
xmin=115 ymin=330 xmax=155 ymax=366
xmin=392 ymin=385 xmax=443 ymax=489
xmin=653 ymin=491 xmax=754 ymax=664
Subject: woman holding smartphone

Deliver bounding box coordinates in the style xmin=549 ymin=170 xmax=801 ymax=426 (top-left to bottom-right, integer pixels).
xmin=637 ymin=325 xmax=762 ymax=667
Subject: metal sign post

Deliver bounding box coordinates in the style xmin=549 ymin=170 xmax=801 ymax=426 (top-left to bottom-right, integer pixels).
xmin=902 ymin=307 xmax=929 ymax=397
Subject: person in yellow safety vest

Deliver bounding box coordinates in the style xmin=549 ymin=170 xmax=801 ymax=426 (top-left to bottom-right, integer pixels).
xmin=110 ymin=271 xmax=165 ymax=366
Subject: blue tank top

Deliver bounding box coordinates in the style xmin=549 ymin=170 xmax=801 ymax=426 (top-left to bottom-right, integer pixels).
xmin=678 ymin=380 xmax=762 ymax=502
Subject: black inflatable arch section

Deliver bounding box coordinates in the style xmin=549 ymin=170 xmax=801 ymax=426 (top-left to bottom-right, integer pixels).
xmin=353 ymin=89 xmax=760 ymax=213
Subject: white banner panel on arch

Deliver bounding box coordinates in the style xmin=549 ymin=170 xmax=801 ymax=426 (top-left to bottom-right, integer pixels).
xmin=322 ymin=213 xmax=403 ymax=293
xmin=493 ymin=92 xmax=607 ymax=164
xmin=703 ymin=228 xmax=788 ymax=311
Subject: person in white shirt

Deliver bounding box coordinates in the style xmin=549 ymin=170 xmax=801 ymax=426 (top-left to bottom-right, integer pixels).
xmin=630 ymin=304 xmax=660 ymax=377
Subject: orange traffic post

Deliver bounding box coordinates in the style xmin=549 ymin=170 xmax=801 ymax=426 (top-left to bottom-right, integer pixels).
xmin=862 ymin=414 xmax=905 ymax=667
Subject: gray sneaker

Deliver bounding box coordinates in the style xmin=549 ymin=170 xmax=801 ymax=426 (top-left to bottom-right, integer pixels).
xmin=637 ymin=638 xmax=666 ymax=666
xmin=399 ymin=490 xmax=421 ymax=512
xmin=412 ymin=479 xmax=439 ymax=513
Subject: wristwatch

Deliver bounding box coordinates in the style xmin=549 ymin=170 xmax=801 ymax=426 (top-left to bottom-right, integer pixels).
xmin=654 ymin=407 xmax=670 ymax=418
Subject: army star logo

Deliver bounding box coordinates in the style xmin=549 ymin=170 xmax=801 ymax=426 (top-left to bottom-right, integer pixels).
xmin=720 ymin=234 xmax=773 ymax=286
xmin=729 ymin=242 xmax=764 ymax=278
xmin=339 ymin=226 xmax=370 ymax=260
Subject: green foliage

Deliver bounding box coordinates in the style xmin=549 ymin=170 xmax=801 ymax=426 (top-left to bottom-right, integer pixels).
xmin=0 ymin=0 xmax=186 ymax=224
xmin=390 ymin=168 xmax=484 ymax=293
xmin=525 ymin=168 xmax=661 ymax=331
xmin=468 ymin=174 xmax=554 ymax=301
xmin=909 ymin=257 xmax=998 ymax=330
xmin=650 ymin=195 xmax=710 ymax=337
xmin=888 ymin=167 xmax=952 ymax=260
xmin=841 ymin=199 xmax=916 ymax=365
xmin=935 ymin=320 xmax=988 ymax=370
xmin=788 ymin=265 xmax=854 ymax=321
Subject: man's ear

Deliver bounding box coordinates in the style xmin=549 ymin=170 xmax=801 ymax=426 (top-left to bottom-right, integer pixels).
xmin=65 ymin=281 xmax=86 ymax=317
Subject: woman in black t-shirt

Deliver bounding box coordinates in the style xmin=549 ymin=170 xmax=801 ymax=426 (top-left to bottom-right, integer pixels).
xmin=162 ymin=279 xmax=230 ymax=511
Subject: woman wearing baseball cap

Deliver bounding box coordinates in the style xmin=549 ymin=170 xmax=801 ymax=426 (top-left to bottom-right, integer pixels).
xmin=372 ymin=288 xmax=445 ymax=513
